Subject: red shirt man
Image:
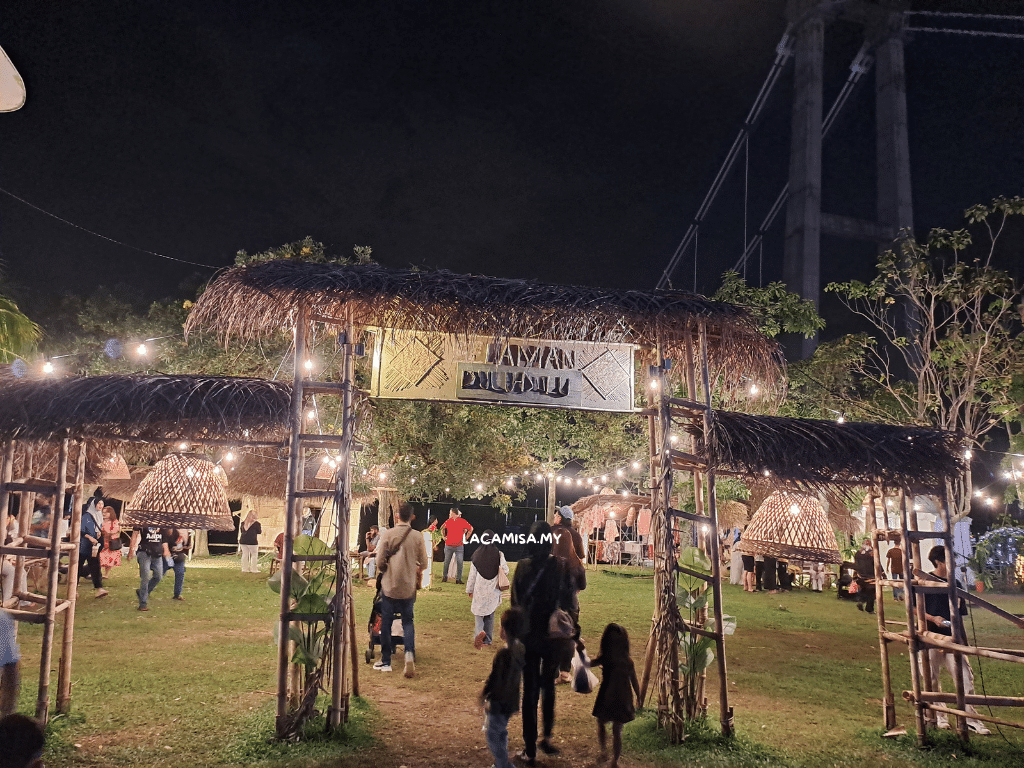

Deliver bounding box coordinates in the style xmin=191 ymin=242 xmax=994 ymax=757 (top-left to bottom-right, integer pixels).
xmin=439 ymin=508 xmax=474 ymax=584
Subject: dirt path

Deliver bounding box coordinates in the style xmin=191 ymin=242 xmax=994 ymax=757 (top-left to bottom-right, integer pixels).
xmin=354 ymin=622 xmax=626 ymax=768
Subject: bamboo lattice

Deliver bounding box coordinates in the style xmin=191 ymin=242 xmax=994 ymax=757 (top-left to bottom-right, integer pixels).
xmin=123 ymin=453 xmax=234 ymax=530
xmin=735 ymin=491 xmax=842 ymax=563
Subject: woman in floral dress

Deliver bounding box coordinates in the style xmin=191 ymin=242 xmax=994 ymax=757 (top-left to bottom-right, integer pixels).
xmin=99 ymin=506 xmax=122 ymax=578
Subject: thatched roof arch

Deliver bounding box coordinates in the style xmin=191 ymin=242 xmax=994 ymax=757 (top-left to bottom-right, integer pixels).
xmin=0 ymin=374 xmax=292 ymax=444
xmin=694 ymin=411 xmax=966 ymax=495
xmin=185 ymin=260 xmax=784 ymax=393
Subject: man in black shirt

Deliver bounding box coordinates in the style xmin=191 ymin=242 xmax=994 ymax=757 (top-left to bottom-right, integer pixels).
xmin=921 ymin=545 xmax=990 ymax=734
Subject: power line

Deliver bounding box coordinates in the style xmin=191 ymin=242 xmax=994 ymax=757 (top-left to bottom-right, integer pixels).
xmin=0 ymin=185 xmax=220 ymax=269
xmin=907 ymin=27 xmax=1024 ymax=41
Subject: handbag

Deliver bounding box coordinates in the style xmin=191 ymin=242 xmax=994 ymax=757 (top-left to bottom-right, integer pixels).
xmin=548 ymin=608 xmax=574 ymax=640
xmin=497 ymin=568 xmax=510 ymax=592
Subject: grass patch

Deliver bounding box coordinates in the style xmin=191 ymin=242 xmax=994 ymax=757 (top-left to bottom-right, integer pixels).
xmin=625 ymin=711 xmax=783 ymax=767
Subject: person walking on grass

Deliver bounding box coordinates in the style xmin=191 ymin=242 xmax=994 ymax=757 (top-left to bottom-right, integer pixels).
xmin=167 ymin=528 xmax=191 ymax=601
xmin=78 ymin=492 xmax=108 ymax=599
xmin=480 ymin=607 xmax=526 ymax=768
xmin=374 ymin=502 xmax=426 ymax=678
xmin=510 ymin=520 xmax=575 ymax=766
xmin=440 ymin=507 xmax=473 ymax=583
xmin=590 ymin=623 xmax=641 ymax=768
xmin=466 ymin=530 xmax=509 ymax=648
xmin=854 ymin=539 xmax=876 ymax=613
xmin=920 ymin=545 xmax=991 ymax=735
xmin=129 ymin=526 xmax=172 ymax=611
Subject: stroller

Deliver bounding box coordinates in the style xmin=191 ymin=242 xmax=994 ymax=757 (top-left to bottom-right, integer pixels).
xmin=365 ymin=572 xmax=406 ymax=664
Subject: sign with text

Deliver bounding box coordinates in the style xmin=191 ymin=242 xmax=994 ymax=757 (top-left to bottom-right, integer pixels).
xmin=368 ymin=329 xmax=635 ymax=412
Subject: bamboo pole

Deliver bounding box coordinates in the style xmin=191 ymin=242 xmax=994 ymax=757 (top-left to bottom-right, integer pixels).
xmin=329 ymin=314 xmax=356 ymax=730
xmin=872 ymin=528 xmax=897 ymax=730
xmin=638 ymin=388 xmax=660 ymax=706
xmin=277 ymin=308 xmax=307 ymax=738
xmin=348 ymin=576 xmax=359 ymax=698
xmin=918 ymin=703 xmax=1024 ymax=731
xmin=0 ymin=442 xmax=13 ymax=586
xmin=36 ymin=438 xmax=68 ymax=722
xmin=898 ymin=490 xmax=928 ymax=745
xmin=56 ymin=441 xmax=87 ymax=713
xmin=939 ymin=486 xmax=968 ymax=741
xmin=15 ymin=445 xmax=36 ymax=602
xmin=698 ymin=326 xmax=733 ymax=737
xmin=907 ymin=691 xmax=1024 ymax=707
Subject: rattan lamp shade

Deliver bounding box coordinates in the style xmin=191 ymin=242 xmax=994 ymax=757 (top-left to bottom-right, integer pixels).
xmin=123 ymin=453 xmax=234 ymax=531
xmin=735 ymin=491 xmax=841 ymax=564
xmin=99 ymin=453 xmax=132 ymax=481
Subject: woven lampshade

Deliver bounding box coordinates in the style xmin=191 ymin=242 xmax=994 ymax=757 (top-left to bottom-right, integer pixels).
xmin=99 ymin=453 xmax=131 ymax=481
xmin=123 ymin=453 xmax=234 ymax=531
xmin=735 ymin=491 xmax=841 ymax=564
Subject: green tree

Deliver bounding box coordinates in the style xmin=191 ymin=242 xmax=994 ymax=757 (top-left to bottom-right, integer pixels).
xmin=0 ymin=292 xmax=40 ymax=362
xmin=826 ymin=197 xmax=1024 ymax=519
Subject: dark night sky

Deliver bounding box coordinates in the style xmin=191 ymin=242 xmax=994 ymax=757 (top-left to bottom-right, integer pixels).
xmin=1 ymin=1 xmax=1022 ymax=325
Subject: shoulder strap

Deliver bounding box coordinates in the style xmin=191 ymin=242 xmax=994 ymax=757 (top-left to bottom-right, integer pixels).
xmin=383 ymin=526 xmax=414 ymax=567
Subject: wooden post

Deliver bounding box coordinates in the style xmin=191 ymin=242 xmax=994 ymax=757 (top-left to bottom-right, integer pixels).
xmin=329 ymin=314 xmax=356 ymax=730
xmin=939 ymin=486 xmax=969 ymax=741
xmin=898 ymin=490 xmax=928 ymax=745
xmin=638 ymin=361 xmax=661 ymax=707
xmin=277 ymin=308 xmax=307 ymax=737
xmin=56 ymin=441 xmax=87 ymax=712
xmin=872 ymin=526 xmax=897 ymax=730
xmin=36 ymin=438 xmax=69 ymax=722
xmin=348 ymin=577 xmax=359 ymax=698
xmin=0 ymin=442 xmax=13 ymax=570
xmin=698 ymin=327 xmax=733 ymax=737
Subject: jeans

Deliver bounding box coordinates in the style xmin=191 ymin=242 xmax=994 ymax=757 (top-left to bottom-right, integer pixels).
xmin=486 ymin=709 xmax=514 ymax=768
xmin=475 ymin=612 xmax=495 ymax=645
xmin=521 ymin=645 xmax=558 ymax=759
xmin=443 ymin=544 xmax=465 ymax=581
xmin=136 ymin=550 xmax=166 ymax=607
xmin=380 ymin=594 xmax=415 ymax=665
xmin=172 ymin=559 xmax=186 ymax=598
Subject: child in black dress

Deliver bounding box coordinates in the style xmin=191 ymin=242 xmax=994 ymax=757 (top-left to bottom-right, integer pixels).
xmin=590 ymin=623 xmax=640 ymax=768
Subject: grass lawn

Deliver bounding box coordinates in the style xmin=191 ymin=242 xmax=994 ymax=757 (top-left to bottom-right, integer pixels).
xmin=10 ymin=556 xmax=1023 ymax=767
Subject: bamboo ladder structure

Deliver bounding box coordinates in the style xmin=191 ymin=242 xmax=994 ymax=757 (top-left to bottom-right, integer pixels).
xmin=640 ymin=323 xmax=734 ymax=741
xmin=0 ymin=439 xmax=89 ymax=722
xmin=871 ymin=488 xmax=1024 ymax=745
xmin=275 ymin=307 xmax=362 ymax=737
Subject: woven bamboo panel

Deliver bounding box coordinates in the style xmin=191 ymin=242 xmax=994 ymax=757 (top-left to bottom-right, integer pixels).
xmin=123 ymin=453 xmax=234 ymax=531
xmin=735 ymin=491 xmax=841 ymax=564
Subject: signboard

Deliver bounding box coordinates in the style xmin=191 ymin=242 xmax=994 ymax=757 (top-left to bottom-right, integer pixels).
xmin=369 ymin=329 xmax=636 ymax=412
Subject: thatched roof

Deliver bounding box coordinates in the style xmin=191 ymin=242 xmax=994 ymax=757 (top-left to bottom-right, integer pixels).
xmin=123 ymin=453 xmax=234 ymax=531
xmin=185 ymin=261 xmax=783 ymax=391
xmin=693 ymin=412 xmax=964 ymax=494
xmin=735 ymin=491 xmax=842 ymax=564
xmin=0 ymin=374 xmax=291 ymax=443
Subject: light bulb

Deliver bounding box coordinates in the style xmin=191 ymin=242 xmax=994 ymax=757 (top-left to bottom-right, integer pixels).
xmin=632 ymin=461 xmax=641 ymax=470
xmin=306 ymin=409 xmax=316 ymax=420
xmin=225 ymin=452 xmax=234 ymax=462
xmin=749 ymin=383 xmax=760 ymax=396
xmin=379 ymin=472 xmax=387 ymax=480
xmin=179 ymin=442 xmax=189 ymax=451
xmin=42 ymin=361 xmax=54 ymax=374
xmin=303 ymin=359 xmax=313 ymax=370
xmin=136 ymin=343 xmax=148 ymax=357
xmin=789 ymin=504 xmax=800 ymax=515
xmin=616 ymin=469 xmax=624 ymax=477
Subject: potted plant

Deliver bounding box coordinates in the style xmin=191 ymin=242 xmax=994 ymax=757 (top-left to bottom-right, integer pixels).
xmin=965 ymin=543 xmax=993 ymax=593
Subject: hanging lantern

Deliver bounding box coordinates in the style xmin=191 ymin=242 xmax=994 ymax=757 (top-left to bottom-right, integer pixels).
xmin=123 ymin=452 xmax=234 ymax=530
xmin=99 ymin=453 xmax=131 ymax=481
xmin=735 ymin=491 xmax=841 ymax=563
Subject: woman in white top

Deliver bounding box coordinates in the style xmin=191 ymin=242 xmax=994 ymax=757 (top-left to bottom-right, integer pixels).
xmin=465 ymin=531 xmax=509 ymax=648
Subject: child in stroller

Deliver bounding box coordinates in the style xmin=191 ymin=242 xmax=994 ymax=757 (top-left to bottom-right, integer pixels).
xmin=365 ymin=572 xmax=406 ymax=664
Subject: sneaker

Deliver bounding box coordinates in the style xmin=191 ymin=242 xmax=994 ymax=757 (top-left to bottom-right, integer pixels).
xmin=404 ymin=651 xmax=415 ymax=678
xmin=474 ymin=631 xmax=488 ymax=650
xmin=372 ymin=661 xmax=392 ymax=672
xmin=556 ymin=671 xmax=572 ymax=685
xmin=94 ymin=589 xmax=108 ymax=598
xmin=137 ymin=605 xmax=149 ymax=612
xmin=538 ymin=739 xmax=560 ymax=755
xmin=968 ymin=722 xmax=991 ymax=735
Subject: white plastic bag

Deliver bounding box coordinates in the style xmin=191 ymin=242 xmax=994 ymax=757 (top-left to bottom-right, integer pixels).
xmin=571 ymin=649 xmax=598 ymax=694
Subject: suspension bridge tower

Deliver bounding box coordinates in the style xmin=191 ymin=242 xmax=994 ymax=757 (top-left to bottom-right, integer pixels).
xmin=784 ymin=0 xmax=913 ymax=359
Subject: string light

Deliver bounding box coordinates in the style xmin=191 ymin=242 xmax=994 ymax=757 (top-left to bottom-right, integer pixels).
xmin=632 ymin=461 xmax=641 ymax=470
xmin=224 ymin=451 xmax=234 ymax=462
xmin=136 ymin=343 xmax=148 ymax=357
xmin=178 ymin=442 xmax=189 ymax=451
xmin=748 ymin=383 xmax=760 ymax=396
xmin=306 ymin=409 xmax=316 ymax=420
xmin=303 ymin=359 xmax=314 ymax=371
xmin=964 ymin=449 xmax=973 ymax=460
xmin=379 ymin=471 xmax=387 ymax=480
xmin=42 ymin=361 xmax=54 ymax=374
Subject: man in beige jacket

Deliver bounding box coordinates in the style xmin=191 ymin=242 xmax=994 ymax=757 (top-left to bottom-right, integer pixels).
xmin=374 ymin=503 xmax=427 ymax=678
